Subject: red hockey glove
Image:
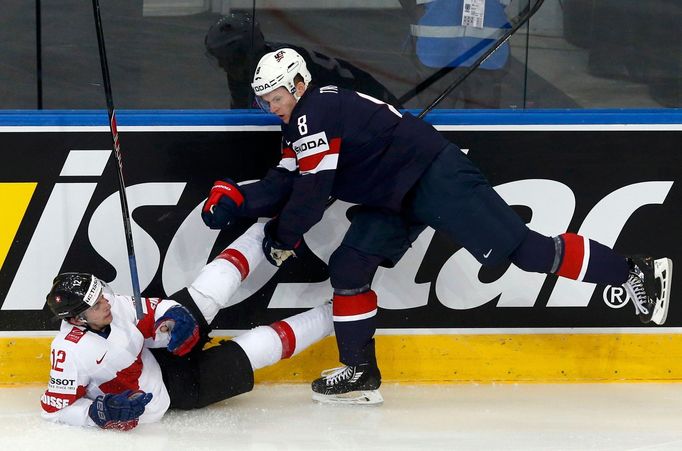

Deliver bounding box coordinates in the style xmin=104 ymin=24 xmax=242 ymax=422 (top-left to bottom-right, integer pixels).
xmin=201 ymin=179 xmax=245 ymax=230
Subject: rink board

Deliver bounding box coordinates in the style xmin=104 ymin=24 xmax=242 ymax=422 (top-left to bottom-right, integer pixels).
xmin=3 ymin=332 xmax=682 ymax=385
xmin=0 ymin=110 xmax=680 ymax=385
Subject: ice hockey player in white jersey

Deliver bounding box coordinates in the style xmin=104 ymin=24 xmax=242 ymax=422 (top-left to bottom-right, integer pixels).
xmin=40 ymin=223 xmax=332 ymax=431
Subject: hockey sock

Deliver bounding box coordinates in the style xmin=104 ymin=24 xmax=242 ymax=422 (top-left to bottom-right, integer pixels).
xmin=270 ymin=302 xmax=333 ymax=358
xmin=332 ymin=290 xmax=378 ymax=366
xmin=188 ymin=223 xmax=265 ymax=323
xmin=232 ymin=303 xmax=333 ymax=370
xmin=553 ymin=233 xmax=629 ymax=285
xmin=510 ymin=230 xmax=629 ymax=285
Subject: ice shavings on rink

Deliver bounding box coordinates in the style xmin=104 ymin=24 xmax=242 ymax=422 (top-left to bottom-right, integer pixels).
xmin=3 ymin=383 xmax=682 ymax=450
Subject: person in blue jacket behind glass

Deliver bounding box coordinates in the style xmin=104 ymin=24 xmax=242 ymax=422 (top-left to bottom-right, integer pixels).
xmin=409 ymin=0 xmax=512 ymax=108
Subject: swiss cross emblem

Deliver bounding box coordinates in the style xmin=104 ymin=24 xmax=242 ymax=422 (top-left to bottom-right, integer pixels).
xmin=55 ymin=295 xmax=62 ymax=303
xmin=274 ymin=50 xmax=285 ymax=62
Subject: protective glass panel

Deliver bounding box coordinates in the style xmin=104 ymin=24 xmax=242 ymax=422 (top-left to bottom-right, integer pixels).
xmin=0 ymin=0 xmax=681 ymax=110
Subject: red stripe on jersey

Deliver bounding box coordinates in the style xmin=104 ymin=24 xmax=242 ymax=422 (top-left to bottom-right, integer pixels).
xmin=216 ymin=248 xmax=250 ymax=280
xmin=40 ymin=385 xmax=86 ymax=413
xmin=298 ymin=152 xmax=328 ymax=172
xmin=333 ymin=290 xmax=378 ymax=317
xmin=269 ymin=321 xmax=296 ymax=359
xmin=328 ymin=137 xmax=341 ymax=153
xmin=556 ymin=233 xmax=585 ymax=280
xmin=135 ymin=298 xmax=157 ymax=339
xmin=282 ymin=147 xmax=296 ymax=159
xmin=297 ymin=137 xmax=341 ymax=173
xmin=99 ymin=354 xmax=143 ymax=394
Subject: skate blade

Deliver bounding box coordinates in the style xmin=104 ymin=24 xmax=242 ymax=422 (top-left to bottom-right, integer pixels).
xmin=651 ymin=258 xmax=673 ymax=326
xmin=312 ymin=389 xmax=384 ymax=406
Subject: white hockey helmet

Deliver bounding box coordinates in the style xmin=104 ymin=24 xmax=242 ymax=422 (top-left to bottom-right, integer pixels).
xmin=251 ymin=48 xmax=312 ymax=108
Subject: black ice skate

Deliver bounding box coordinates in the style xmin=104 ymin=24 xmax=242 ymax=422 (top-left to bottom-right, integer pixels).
xmin=311 ymin=362 xmax=383 ymax=405
xmin=624 ymin=256 xmax=673 ymax=325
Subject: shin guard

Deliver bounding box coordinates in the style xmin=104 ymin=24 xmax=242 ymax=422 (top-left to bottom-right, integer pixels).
xmin=233 ymin=303 xmax=333 ymax=370
xmin=189 ymin=223 xmax=265 ymax=323
xmin=270 ymin=302 xmax=333 ymax=359
xmin=332 ymin=290 xmax=378 ymax=366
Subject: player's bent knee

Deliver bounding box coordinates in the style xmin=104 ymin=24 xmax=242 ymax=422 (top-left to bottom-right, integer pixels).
xmin=329 ymin=245 xmax=382 ymax=289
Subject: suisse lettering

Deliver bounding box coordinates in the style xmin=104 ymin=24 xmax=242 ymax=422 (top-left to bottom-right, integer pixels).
xmin=41 ymin=393 xmax=70 ymax=409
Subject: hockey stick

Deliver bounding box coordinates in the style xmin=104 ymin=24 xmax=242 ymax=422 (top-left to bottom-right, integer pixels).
xmin=91 ymin=0 xmax=144 ymax=320
xmin=400 ymin=0 xmax=545 ymax=113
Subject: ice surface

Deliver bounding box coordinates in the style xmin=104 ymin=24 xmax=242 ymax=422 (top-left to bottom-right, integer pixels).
xmin=2 ymin=383 xmax=682 ymax=450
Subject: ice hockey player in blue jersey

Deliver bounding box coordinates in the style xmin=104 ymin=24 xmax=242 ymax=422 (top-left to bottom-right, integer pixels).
xmin=201 ymin=48 xmax=673 ymax=405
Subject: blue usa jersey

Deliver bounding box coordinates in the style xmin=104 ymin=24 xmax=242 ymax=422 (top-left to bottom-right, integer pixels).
xmin=242 ymin=86 xmax=449 ymax=246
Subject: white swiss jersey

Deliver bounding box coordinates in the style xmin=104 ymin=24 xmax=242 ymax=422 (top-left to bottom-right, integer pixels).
xmin=40 ymin=293 xmax=179 ymax=427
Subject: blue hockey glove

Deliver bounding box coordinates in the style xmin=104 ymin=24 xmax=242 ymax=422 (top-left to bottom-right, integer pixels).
xmin=201 ymin=179 xmax=245 ymax=230
xmin=262 ymin=219 xmax=300 ymax=267
xmin=88 ymin=389 xmax=153 ymax=431
xmin=155 ymin=305 xmax=200 ymax=356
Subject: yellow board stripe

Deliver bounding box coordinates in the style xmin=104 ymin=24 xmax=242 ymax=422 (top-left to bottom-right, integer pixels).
xmin=3 ymin=334 xmax=682 ymax=385
xmin=0 ymin=183 xmax=37 ymax=271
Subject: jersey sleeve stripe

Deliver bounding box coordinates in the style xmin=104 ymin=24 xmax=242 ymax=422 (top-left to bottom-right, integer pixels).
xmin=300 ymin=154 xmax=339 ymax=175
xmin=282 ymin=147 xmax=296 ymax=159
xmin=40 ymin=385 xmax=87 ymax=413
xmin=135 ymin=298 xmax=157 ymax=339
xmin=298 ymin=137 xmax=341 ymax=174
xmin=278 ymin=147 xmax=298 ymax=171
xmin=277 ymin=158 xmax=298 ymax=172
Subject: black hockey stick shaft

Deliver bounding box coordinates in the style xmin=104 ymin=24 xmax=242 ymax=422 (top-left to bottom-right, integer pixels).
xmin=92 ymin=0 xmax=144 ymax=320
xmin=417 ymin=0 xmax=545 ymax=118
xmin=398 ymin=39 xmax=493 ymax=107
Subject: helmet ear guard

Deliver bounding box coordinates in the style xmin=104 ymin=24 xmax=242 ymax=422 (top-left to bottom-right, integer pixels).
xmin=251 ymin=48 xmax=312 ymax=109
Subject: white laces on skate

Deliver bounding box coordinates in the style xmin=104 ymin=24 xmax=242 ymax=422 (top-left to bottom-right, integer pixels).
xmin=324 ymin=366 xmax=353 ymax=386
xmin=320 ymin=366 xmax=345 ymax=378
xmin=626 ymin=274 xmax=650 ymax=315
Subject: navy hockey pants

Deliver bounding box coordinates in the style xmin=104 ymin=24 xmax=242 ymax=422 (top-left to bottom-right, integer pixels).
xmin=340 ymin=143 xmax=527 ymax=269
xmin=330 ymin=144 xmax=528 ymax=365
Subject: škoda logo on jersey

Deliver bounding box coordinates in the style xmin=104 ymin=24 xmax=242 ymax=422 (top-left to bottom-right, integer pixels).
xmin=292 ymin=132 xmax=329 ymax=154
